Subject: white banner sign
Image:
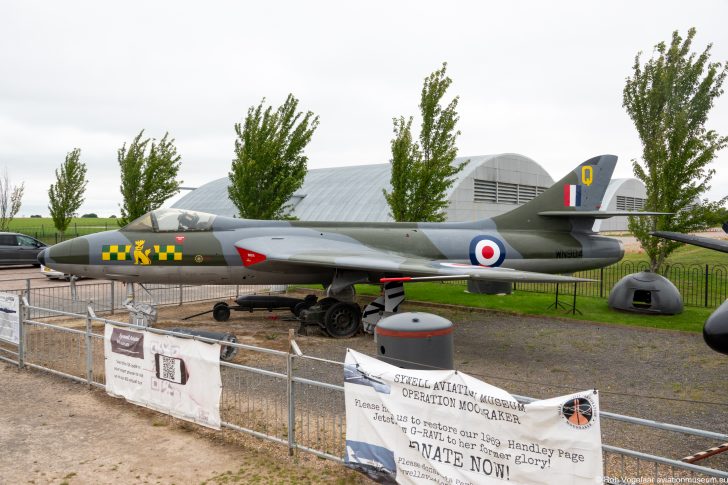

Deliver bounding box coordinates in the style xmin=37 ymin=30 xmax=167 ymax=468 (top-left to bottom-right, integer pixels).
xmin=0 ymin=292 xmax=20 ymax=345
xmin=344 ymin=350 xmax=602 ymax=485
xmin=104 ymin=324 xmax=222 ymax=429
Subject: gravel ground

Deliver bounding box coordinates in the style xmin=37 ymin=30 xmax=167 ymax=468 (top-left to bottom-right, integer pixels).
xmin=0 ymin=362 xmax=368 ymax=485
xmin=3 ymin=261 xmax=728 ymax=481
xmin=151 ymin=295 xmax=728 ymax=474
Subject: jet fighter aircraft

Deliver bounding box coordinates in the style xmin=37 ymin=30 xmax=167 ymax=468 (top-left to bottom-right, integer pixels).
xmin=652 ymin=224 xmax=728 ymax=355
xmin=39 ymin=154 xmax=659 ymax=337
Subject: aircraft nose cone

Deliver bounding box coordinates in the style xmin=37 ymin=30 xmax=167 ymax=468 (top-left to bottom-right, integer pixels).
xmin=704 ymin=300 xmax=728 ymax=356
xmin=37 ymin=248 xmax=46 ymax=266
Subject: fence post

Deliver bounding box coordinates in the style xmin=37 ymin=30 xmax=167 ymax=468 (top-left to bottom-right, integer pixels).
xmin=110 ymin=281 xmax=115 ymax=315
xmin=287 ymin=328 xmax=296 ymax=456
xmin=705 ymin=264 xmax=710 ymax=308
xmin=85 ymin=306 xmax=94 ymax=387
xmin=25 ymin=278 xmax=31 ymax=308
xmin=599 ymin=267 xmax=604 ymax=299
xmin=179 ymin=284 xmax=183 ymax=306
xmin=18 ymin=297 xmax=25 ymax=369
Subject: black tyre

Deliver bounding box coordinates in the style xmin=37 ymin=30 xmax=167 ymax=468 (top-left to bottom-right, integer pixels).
xmin=317 ymin=297 xmax=338 ymax=310
xmin=293 ymin=301 xmax=313 ymax=317
xmin=213 ymin=302 xmax=231 ymax=322
xmin=324 ymin=302 xmax=361 ymax=338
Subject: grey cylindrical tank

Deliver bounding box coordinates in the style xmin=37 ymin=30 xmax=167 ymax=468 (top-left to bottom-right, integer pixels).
xmin=375 ymin=312 xmax=453 ymax=370
xmin=608 ymin=271 xmax=683 ymax=315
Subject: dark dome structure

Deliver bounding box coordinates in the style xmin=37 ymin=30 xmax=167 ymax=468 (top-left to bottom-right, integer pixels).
xmin=704 ymin=299 xmax=728 ymax=355
xmin=608 ymin=271 xmax=683 ymax=315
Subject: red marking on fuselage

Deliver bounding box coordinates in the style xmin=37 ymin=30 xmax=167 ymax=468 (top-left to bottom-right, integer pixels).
xmin=236 ymin=247 xmax=267 ymax=266
xmin=481 ymin=246 xmax=495 ymax=259
xmin=175 ymin=235 xmax=185 ymax=244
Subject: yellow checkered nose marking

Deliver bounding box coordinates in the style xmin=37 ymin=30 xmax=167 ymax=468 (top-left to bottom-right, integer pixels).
xmin=153 ymin=245 xmax=183 ymax=261
xmin=102 ymin=245 xmax=131 ymax=261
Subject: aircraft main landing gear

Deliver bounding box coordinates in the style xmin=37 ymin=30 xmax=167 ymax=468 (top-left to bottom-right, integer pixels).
xmin=298 ymin=280 xmax=406 ymax=337
xmin=298 ymin=298 xmax=362 ymax=338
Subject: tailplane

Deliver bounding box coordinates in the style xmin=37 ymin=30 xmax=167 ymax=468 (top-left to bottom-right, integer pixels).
xmin=493 ymin=155 xmax=618 ymax=231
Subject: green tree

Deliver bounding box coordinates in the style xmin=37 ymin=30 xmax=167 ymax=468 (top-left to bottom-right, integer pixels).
xmin=228 ymin=94 xmax=319 ymax=219
xmin=384 ymin=62 xmax=467 ymax=222
xmin=48 ymin=148 xmax=88 ymax=235
xmin=623 ymin=28 xmax=727 ymax=271
xmin=704 ymin=203 xmax=728 ymax=228
xmin=118 ymin=130 xmax=182 ymax=226
xmin=0 ymin=169 xmax=24 ymax=231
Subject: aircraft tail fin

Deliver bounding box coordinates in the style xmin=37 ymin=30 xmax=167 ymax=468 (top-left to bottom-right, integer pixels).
xmin=492 ymin=154 xmax=618 ymax=231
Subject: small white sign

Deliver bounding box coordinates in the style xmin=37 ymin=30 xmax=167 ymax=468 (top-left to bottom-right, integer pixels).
xmin=104 ymin=324 xmax=222 ymax=429
xmin=0 ymin=292 xmax=20 ymax=345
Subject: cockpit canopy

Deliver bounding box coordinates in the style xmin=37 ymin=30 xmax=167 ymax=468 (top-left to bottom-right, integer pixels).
xmin=123 ymin=209 xmax=217 ymax=232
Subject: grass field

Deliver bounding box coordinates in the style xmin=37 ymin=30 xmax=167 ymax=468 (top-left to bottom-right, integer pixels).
xmin=10 ymin=217 xmax=119 ymax=231
xmin=9 ymin=217 xmax=120 ymax=243
xmin=622 ymin=241 xmax=728 ymax=267
xmin=350 ymin=282 xmax=714 ymax=333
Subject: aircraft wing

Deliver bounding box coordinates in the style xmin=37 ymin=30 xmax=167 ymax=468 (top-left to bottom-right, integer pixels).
xmin=651 ymin=231 xmax=728 ymax=253
xmin=539 ymin=211 xmax=671 ymax=218
xmin=235 ymin=236 xmax=592 ymax=284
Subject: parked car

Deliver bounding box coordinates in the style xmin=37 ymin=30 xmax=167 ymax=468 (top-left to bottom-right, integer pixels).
xmin=0 ymin=232 xmax=47 ymax=266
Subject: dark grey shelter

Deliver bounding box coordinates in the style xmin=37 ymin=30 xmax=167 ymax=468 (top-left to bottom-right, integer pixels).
xmin=608 ymin=271 xmax=683 ymax=315
xmin=704 ymin=299 xmax=728 ymax=355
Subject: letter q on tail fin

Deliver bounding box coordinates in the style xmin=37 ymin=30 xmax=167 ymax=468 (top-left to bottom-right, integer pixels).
xmin=493 ymin=155 xmax=618 ymax=231
xmin=532 ymin=154 xmax=618 ymax=215
xmin=492 ymin=155 xmax=669 ymax=231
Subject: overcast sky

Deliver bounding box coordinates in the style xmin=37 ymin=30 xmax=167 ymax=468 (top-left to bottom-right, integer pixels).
xmin=1 ymin=1 xmax=726 ymax=217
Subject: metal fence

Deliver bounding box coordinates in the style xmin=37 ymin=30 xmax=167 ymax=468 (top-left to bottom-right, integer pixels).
xmin=22 ymin=223 xmax=114 ymax=245
xmin=1 ymin=300 xmax=728 ymax=483
xmin=2 ymin=279 xmax=274 ymax=319
xmin=509 ymin=261 xmax=728 ymax=308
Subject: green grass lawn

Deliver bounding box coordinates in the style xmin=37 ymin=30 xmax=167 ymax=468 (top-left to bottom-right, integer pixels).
xmin=10 ymin=217 xmax=119 ymax=231
xmin=9 ymin=217 xmax=119 ymax=243
xmin=348 ymin=282 xmax=712 ymax=333
xmin=622 ymin=242 xmax=728 ymax=267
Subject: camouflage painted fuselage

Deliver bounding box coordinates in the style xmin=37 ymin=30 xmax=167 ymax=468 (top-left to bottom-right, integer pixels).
xmin=42 ymin=216 xmax=623 ymax=285
xmin=41 ymin=154 xmax=627 ymax=285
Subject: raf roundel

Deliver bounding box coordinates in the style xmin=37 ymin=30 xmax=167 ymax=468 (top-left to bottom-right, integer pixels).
xmin=469 ymin=236 xmax=506 ymax=267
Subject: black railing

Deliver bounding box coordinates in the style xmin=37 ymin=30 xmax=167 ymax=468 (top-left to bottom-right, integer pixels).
xmin=510 ymin=261 xmax=728 ymax=308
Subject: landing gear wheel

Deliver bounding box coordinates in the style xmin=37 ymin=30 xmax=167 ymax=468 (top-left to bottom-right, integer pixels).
xmin=213 ymin=302 xmax=231 ymax=322
xmin=293 ymin=295 xmax=318 ymax=316
xmin=324 ymin=302 xmax=361 ymax=338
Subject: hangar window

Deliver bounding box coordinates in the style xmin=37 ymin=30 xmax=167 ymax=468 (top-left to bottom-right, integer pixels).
xmin=497 ymin=182 xmax=518 ymax=204
xmin=474 ymin=180 xmax=497 ymax=202
xmin=617 ymin=196 xmax=646 ymax=211
xmin=517 ymin=184 xmax=537 ymax=203
xmin=474 ymin=180 xmax=548 ymax=204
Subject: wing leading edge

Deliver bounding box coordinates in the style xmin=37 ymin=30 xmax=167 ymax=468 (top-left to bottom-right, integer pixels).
xmin=235 ymin=236 xmax=592 ymax=284
xmin=651 ymin=231 xmax=728 ymax=254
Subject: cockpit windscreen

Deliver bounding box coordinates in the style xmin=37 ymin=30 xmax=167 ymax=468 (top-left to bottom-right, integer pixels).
xmin=124 ymin=209 xmax=216 ymax=232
